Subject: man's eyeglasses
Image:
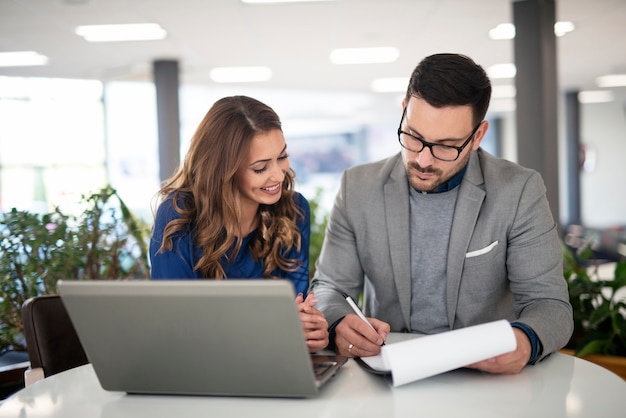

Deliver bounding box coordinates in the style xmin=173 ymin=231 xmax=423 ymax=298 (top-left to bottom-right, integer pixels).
xmin=397 ymin=107 xmax=481 ymax=162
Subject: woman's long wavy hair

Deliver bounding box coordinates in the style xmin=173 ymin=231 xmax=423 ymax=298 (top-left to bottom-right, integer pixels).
xmin=153 ymin=95 xmax=303 ymax=279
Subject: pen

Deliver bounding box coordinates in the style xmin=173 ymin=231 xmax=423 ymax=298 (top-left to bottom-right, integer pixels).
xmin=342 ymin=293 xmax=385 ymax=345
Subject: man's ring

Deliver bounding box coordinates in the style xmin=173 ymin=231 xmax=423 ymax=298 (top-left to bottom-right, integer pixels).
xmin=348 ymin=343 xmax=354 ymax=353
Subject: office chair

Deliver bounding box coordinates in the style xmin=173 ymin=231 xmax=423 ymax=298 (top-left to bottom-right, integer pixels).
xmin=21 ymin=294 xmax=89 ymax=386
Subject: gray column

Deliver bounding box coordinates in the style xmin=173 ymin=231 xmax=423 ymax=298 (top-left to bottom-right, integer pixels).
xmin=565 ymin=91 xmax=581 ymax=226
xmin=513 ymin=0 xmax=560 ymax=226
xmin=153 ymin=59 xmax=181 ymax=182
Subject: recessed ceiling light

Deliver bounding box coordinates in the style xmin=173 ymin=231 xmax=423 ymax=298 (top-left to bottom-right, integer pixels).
xmin=241 ymin=0 xmax=334 ymax=3
xmin=488 ymin=99 xmax=516 ymax=113
xmin=596 ymin=74 xmax=626 ymax=88
xmin=578 ymin=90 xmax=614 ymax=104
xmin=371 ymin=77 xmax=408 ymax=93
xmin=75 ymin=23 xmax=167 ymax=42
xmin=491 ymin=85 xmax=517 ymax=98
xmin=554 ymin=21 xmax=575 ymax=37
xmin=487 ymin=64 xmax=517 ymax=79
xmin=209 ymin=66 xmax=272 ymax=83
xmin=489 ymin=23 xmax=515 ymax=40
xmin=330 ymin=47 xmax=399 ymax=65
xmin=0 ymin=51 xmax=49 ymax=67
xmin=488 ymin=21 xmax=575 ymax=40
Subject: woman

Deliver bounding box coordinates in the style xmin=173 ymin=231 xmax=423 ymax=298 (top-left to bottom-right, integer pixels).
xmin=150 ymin=95 xmax=328 ymax=352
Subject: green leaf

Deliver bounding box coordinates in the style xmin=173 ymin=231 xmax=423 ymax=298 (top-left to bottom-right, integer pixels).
xmin=614 ymin=314 xmax=626 ymax=346
xmin=613 ymin=261 xmax=626 ymax=287
xmin=577 ymin=339 xmax=610 ymax=357
xmin=588 ymin=300 xmax=611 ymax=327
xmin=578 ymin=246 xmax=594 ymax=261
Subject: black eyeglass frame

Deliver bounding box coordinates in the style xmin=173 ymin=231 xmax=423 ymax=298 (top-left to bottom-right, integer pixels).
xmin=397 ymin=107 xmax=482 ymax=162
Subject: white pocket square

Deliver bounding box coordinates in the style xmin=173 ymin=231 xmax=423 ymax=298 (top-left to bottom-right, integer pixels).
xmin=465 ymin=241 xmax=499 ymax=258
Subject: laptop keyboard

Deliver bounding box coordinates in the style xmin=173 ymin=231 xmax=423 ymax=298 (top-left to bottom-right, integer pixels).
xmin=313 ymin=361 xmax=336 ymax=378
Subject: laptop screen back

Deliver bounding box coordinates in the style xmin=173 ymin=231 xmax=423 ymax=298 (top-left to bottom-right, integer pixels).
xmin=58 ymin=279 xmax=331 ymax=398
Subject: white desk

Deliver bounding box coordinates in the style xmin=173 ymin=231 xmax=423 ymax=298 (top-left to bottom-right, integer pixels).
xmin=1 ymin=353 xmax=625 ymax=418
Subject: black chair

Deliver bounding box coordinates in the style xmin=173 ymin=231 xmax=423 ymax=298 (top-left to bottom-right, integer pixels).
xmin=21 ymin=294 xmax=88 ymax=385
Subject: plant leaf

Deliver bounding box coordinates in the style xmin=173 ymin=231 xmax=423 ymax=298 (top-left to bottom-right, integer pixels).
xmin=588 ymin=299 xmax=610 ymax=326
xmin=577 ymin=339 xmax=609 ymax=357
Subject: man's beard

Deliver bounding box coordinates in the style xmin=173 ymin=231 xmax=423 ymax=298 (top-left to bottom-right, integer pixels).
xmin=407 ymin=150 xmax=471 ymax=193
xmin=407 ymin=162 xmax=444 ymax=192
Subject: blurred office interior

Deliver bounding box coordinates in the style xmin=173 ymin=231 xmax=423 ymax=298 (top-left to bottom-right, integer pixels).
xmin=0 ymin=0 xmax=625 ymax=257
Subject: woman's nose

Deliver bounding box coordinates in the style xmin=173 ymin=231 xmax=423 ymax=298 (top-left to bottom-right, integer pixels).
xmin=270 ymin=163 xmax=285 ymax=181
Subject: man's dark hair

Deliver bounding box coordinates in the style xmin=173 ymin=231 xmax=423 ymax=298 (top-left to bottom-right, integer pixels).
xmin=405 ymin=53 xmax=492 ymax=125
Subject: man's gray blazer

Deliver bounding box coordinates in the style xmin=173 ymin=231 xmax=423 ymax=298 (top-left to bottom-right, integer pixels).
xmin=310 ymin=149 xmax=573 ymax=361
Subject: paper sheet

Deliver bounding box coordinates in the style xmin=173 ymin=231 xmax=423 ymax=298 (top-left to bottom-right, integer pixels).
xmin=359 ymin=320 xmax=516 ymax=387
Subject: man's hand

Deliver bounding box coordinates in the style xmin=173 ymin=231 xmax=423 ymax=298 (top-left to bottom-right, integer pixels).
xmin=296 ymin=292 xmax=329 ymax=352
xmin=334 ymin=314 xmax=390 ymax=358
xmin=465 ymin=327 xmax=531 ymax=374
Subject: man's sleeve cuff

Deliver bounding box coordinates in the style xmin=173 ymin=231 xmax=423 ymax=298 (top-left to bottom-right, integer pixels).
xmin=326 ymin=316 xmax=346 ymax=351
xmin=511 ymin=321 xmax=543 ymax=365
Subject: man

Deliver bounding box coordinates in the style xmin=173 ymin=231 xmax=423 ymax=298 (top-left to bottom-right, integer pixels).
xmin=310 ymin=53 xmax=573 ymax=374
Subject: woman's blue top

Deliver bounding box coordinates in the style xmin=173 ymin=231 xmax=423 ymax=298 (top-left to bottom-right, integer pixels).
xmin=149 ymin=192 xmax=310 ymax=295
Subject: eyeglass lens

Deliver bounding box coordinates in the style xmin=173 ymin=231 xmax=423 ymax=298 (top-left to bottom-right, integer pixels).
xmin=398 ymin=133 xmax=460 ymax=161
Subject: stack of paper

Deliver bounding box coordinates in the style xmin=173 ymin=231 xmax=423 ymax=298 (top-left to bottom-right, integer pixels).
xmin=359 ymin=319 xmax=516 ymax=386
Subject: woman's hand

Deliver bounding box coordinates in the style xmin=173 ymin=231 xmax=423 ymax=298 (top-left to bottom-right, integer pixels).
xmin=296 ymin=292 xmax=329 ymax=352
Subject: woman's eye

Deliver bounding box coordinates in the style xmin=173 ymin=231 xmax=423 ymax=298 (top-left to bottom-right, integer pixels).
xmin=253 ymin=166 xmax=267 ymax=174
xmin=278 ymin=153 xmax=289 ymax=160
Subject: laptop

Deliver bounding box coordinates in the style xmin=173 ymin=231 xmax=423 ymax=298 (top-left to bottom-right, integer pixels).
xmin=57 ymin=279 xmax=347 ymax=398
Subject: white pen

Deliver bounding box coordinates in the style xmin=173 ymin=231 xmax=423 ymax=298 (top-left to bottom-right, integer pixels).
xmin=343 ymin=293 xmax=385 ymax=345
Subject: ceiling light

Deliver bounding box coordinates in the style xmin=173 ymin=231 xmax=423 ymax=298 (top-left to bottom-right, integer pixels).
xmin=489 ymin=21 xmax=575 ymax=40
xmin=0 ymin=51 xmax=49 ymax=67
xmin=578 ymin=90 xmax=614 ymax=104
xmin=488 ymin=99 xmax=516 ymax=113
xmin=75 ymin=23 xmax=167 ymax=42
xmin=491 ymin=85 xmax=516 ymax=98
xmin=209 ymin=66 xmax=272 ymax=83
xmin=554 ymin=21 xmax=575 ymax=37
xmin=489 ymin=23 xmax=515 ymax=40
xmin=242 ymin=0 xmax=334 ymax=3
xmin=487 ymin=64 xmax=517 ymax=79
xmin=596 ymin=74 xmax=626 ymax=87
xmin=371 ymin=77 xmax=409 ymax=93
xmin=330 ymin=47 xmax=399 ymax=65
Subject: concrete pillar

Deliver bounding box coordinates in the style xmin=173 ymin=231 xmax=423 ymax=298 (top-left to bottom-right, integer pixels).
xmin=153 ymin=59 xmax=181 ymax=182
xmin=564 ymin=91 xmax=581 ymax=226
xmin=513 ymin=0 xmax=560 ymax=226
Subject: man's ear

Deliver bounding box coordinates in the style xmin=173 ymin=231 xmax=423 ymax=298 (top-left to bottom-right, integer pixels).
xmin=472 ymin=120 xmax=490 ymax=150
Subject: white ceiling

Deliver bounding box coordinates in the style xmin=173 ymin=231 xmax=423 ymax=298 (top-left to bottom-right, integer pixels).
xmin=1 ymin=0 xmax=626 ymax=115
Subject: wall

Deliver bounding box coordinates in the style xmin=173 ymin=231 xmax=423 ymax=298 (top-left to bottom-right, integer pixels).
xmin=580 ymin=101 xmax=626 ymax=228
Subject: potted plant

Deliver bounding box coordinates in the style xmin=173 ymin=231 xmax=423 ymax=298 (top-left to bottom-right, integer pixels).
xmin=308 ymin=188 xmax=329 ymax=280
xmin=0 ymin=185 xmax=150 ymax=354
xmin=561 ymin=241 xmax=626 ymax=378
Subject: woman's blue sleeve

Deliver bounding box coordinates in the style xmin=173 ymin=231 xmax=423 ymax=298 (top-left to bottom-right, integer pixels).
xmin=149 ymin=200 xmax=198 ymax=279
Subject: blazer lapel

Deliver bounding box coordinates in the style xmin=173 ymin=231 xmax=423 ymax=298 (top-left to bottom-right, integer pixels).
xmin=384 ymin=156 xmax=412 ymax=328
xmin=446 ymin=152 xmax=486 ymax=327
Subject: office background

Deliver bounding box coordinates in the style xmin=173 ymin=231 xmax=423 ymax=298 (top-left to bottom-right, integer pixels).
xmin=0 ymin=0 xmax=625 ymax=234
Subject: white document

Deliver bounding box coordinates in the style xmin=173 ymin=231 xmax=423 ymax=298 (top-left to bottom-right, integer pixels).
xmin=360 ymin=319 xmax=516 ymax=387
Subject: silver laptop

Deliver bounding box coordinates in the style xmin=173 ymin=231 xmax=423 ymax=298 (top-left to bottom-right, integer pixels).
xmin=58 ymin=279 xmax=346 ymax=398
